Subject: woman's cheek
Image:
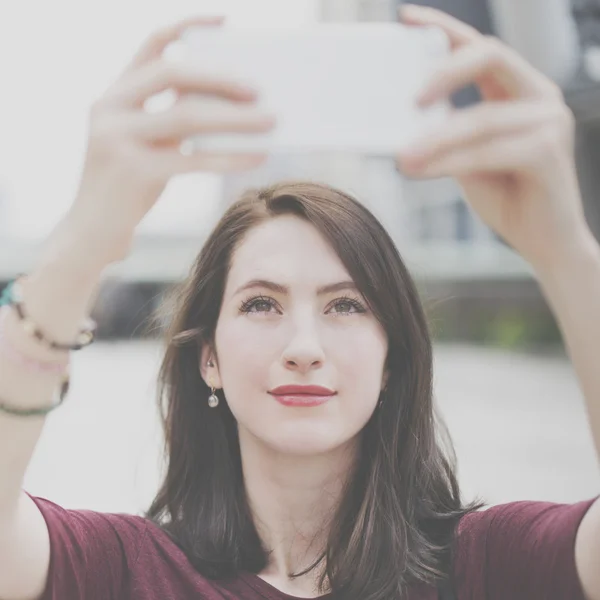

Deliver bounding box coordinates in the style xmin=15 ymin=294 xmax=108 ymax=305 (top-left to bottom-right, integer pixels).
xmin=218 ymin=317 xmax=281 ymax=370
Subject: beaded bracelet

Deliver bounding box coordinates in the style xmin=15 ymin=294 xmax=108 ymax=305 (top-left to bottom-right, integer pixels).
xmin=0 ymin=306 xmax=71 ymax=417
xmin=0 ymin=274 xmax=97 ymax=352
xmin=0 ymin=306 xmax=69 ymax=374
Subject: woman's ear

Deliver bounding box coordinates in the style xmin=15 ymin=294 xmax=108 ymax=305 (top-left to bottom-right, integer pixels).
xmin=199 ymin=344 xmax=222 ymax=389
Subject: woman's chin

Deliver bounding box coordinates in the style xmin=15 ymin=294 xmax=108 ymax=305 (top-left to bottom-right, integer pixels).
xmin=268 ymin=438 xmax=342 ymax=456
xmin=247 ymin=421 xmax=359 ymax=457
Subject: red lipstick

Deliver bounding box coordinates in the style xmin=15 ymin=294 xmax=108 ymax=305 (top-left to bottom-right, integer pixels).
xmin=268 ymin=385 xmax=336 ymax=407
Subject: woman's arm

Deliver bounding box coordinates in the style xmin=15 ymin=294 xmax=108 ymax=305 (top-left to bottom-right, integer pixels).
xmin=0 ymin=221 xmax=109 ymax=600
xmin=0 ymin=12 xmax=275 ymax=599
xmin=396 ymin=5 xmax=600 ymax=599
xmin=535 ymin=234 xmax=600 ymax=472
xmin=534 ymin=234 xmax=600 ymax=600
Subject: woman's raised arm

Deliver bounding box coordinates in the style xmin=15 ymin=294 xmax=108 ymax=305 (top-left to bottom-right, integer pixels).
xmin=0 ymin=15 xmax=275 ymax=599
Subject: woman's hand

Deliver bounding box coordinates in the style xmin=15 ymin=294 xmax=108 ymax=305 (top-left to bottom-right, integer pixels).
xmin=396 ymin=4 xmax=593 ymax=272
xmin=65 ymin=16 xmax=276 ymax=265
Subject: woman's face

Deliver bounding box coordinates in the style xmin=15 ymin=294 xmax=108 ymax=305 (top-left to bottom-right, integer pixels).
xmin=205 ymin=215 xmax=389 ymax=456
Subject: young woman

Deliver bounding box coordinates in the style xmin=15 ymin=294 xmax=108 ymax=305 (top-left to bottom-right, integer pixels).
xmin=0 ymin=5 xmax=598 ymax=600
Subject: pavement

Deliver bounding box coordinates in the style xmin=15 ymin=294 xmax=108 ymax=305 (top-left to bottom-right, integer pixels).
xmin=23 ymin=341 xmax=600 ymax=514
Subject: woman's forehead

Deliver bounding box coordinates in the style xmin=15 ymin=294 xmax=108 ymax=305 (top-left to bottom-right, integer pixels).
xmin=227 ymin=217 xmax=350 ymax=283
xmin=236 ymin=215 xmax=327 ymax=251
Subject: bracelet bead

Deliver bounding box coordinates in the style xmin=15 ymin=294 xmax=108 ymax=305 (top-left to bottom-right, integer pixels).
xmin=0 ymin=275 xmax=97 ymax=351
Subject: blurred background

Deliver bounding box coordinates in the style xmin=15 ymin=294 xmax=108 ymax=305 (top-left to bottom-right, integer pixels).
xmin=1 ymin=0 xmax=599 ymax=513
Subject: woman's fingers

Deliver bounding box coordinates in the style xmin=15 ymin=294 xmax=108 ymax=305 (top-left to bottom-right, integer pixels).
xmin=399 ymin=100 xmax=564 ymax=167
xmin=121 ymin=15 xmax=224 ymax=76
xmin=398 ymin=3 xmax=480 ymax=48
xmin=402 ymin=127 xmax=562 ymax=178
xmin=400 ymin=4 xmax=560 ymax=103
xmin=130 ymin=96 xmax=276 ymax=141
xmin=417 ymin=38 xmax=559 ymax=105
xmin=105 ymin=60 xmax=258 ymax=108
xmin=156 ymin=149 xmax=268 ymax=175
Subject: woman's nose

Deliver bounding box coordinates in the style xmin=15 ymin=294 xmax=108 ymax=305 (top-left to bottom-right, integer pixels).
xmin=281 ymin=323 xmax=325 ymax=372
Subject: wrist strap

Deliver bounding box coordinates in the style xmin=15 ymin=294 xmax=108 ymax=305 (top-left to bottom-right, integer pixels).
xmin=0 ymin=372 xmax=69 ymax=417
xmin=0 ymin=274 xmax=97 ymax=352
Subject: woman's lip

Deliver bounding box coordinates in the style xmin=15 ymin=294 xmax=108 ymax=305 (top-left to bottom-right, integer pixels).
xmin=271 ymin=394 xmax=333 ymax=407
xmin=269 ymin=385 xmax=335 ymax=395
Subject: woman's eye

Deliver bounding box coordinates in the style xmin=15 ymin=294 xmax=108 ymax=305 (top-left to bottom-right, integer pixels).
xmin=251 ymin=300 xmax=274 ymax=313
xmin=240 ymin=296 xmax=365 ymax=315
xmin=330 ymin=299 xmax=365 ymax=315
xmin=240 ymin=297 xmax=276 ymax=314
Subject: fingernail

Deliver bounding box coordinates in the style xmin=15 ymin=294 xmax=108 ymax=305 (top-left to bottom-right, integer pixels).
xmin=239 ymin=87 xmax=258 ymax=100
xmin=398 ymin=153 xmax=426 ymax=171
xmin=416 ymin=80 xmax=440 ymax=106
xmin=197 ymin=15 xmax=225 ymax=24
xmin=398 ymin=3 xmax=420 ymax=16
xmin=417 ymin=89 xmax=435 ymax=107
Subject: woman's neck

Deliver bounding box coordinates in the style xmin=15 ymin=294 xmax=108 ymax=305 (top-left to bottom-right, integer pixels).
xmin=239 ymin=430 xmax=358 ymax=595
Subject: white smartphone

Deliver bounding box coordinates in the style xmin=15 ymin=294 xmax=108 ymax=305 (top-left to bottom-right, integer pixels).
xmin=181 ymin=22 xmax=450 ymax=154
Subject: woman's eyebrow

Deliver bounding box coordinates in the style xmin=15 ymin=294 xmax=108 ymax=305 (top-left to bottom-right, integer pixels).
xmin=233 ymin=279 xmax=358 ymax=297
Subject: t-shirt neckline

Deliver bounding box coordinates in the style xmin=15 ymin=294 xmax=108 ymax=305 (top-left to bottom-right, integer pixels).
xmin=239 ymin=571 xmax=334 ymax=600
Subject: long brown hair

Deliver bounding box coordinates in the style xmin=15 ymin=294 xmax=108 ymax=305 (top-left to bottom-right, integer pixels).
xmin=145 ymin=180 xmax=483 ymax=599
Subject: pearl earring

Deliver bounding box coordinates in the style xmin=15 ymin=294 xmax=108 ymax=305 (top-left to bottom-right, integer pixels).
xmin=207 ymin=359 xmax=219 ymax=408
xmin=208 ymin=386 xmax=219 ymax=408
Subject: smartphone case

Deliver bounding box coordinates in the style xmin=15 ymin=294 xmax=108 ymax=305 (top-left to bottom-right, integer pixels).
xmin=181 ymin=22 xmax=450 ymax=154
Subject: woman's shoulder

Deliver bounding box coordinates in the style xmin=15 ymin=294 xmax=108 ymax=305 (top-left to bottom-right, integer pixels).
xmin=27 ymin=493 xmax=150 ymax=599
xmin=28 ymin=493 xmax=232 ymax=599
xmin=451 ymin=496 xmax=598 ymax=600
xmin=29 ymin=493 xmax=149 ymax=543
xmin=455 ymin=496 xmax=597 ymax=543
xmin=29 ymin=492 xmax=192 ymax=562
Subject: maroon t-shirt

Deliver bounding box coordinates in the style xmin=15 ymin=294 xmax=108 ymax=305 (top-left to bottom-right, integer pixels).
xmin=28 ymin=493 xmax=597 ymax=600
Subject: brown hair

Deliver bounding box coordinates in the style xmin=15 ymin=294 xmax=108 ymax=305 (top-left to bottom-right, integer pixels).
xmin=145 ymin=180 xmax=483 ymax=599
